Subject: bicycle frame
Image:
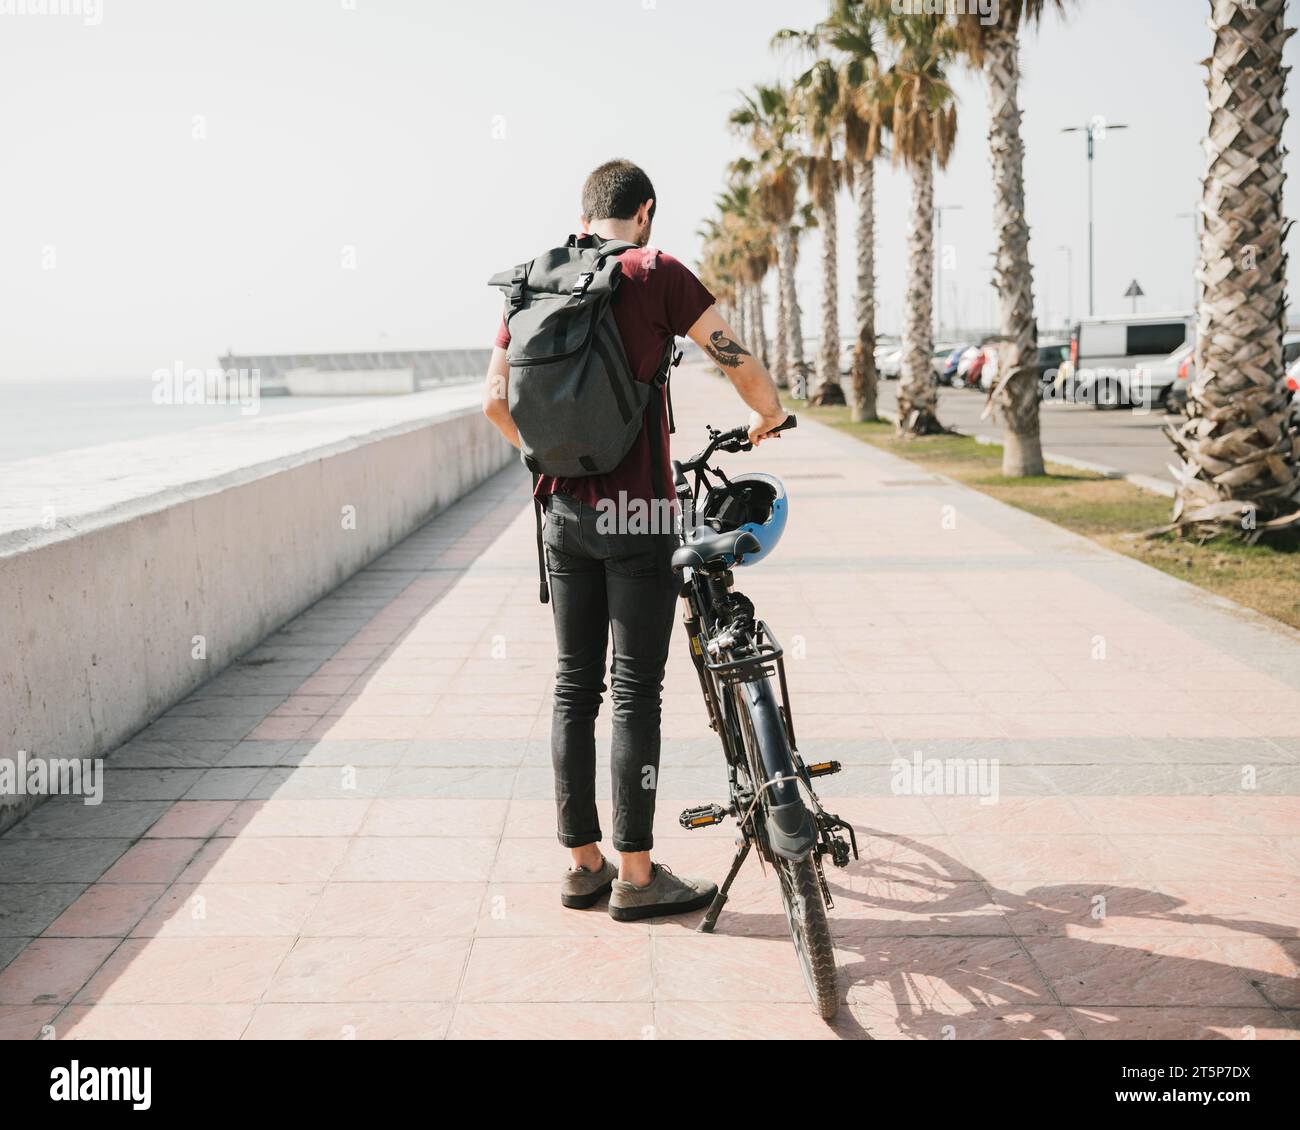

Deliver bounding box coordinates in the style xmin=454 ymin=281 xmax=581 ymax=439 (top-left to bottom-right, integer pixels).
xmin=670 ymin=423 xmax=857 ymax=875
xmin=669 ymin=421 xmax=859 ymax=1019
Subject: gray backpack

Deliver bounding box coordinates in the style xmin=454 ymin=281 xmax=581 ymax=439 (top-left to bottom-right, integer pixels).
xmin=488 ymin=233 xmax=677 ymax=480
xmin=490 ymin=233 xmax=679 ymax=603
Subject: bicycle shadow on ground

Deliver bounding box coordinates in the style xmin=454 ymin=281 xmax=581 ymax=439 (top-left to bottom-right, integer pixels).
xmin=700 ymin=825 xmax=1297 ymax=1041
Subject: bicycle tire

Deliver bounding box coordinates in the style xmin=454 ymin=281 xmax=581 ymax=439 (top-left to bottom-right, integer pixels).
xmin=775 ymin=854 xmax=839 ymax=1020
xmin=730 ymin=681 xmax=840 ymax=1020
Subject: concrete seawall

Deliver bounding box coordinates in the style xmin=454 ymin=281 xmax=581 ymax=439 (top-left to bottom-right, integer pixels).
xmin=0 ymin=390 xmax=512 ymax=833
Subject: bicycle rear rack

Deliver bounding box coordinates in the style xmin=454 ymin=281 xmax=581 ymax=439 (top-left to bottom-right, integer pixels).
xmin=703 ymin=620 xmax=799 ymax=752
xmin=703 ymin=619 xmax=781 ymax=685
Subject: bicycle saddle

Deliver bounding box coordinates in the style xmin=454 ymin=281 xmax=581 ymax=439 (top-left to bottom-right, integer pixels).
xmin=671 ymin=526 xmax=762 ymax=572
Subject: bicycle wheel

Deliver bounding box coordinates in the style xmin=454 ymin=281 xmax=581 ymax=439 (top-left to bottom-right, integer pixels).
xmin=775 ymin=854 xmax=839 ymax=1020
xmin=730 ymin=681 xmax=840 ymax=1020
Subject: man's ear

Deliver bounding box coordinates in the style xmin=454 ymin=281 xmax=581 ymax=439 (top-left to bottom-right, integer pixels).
xmin=579 ymin=213 xmax=590 ymax=234
xmin=640 ymin=199 xmax=655 ymax=224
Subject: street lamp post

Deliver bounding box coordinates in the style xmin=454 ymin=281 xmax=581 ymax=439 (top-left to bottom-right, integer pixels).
xmin=935 ymin=203 xmax=963 ymax=339
xmin=1062 ymin=119 xmax=1128 ymax=316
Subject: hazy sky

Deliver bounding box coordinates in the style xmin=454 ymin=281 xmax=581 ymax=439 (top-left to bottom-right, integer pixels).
xmin=2 ymin=0 xmax=1296 ymax=381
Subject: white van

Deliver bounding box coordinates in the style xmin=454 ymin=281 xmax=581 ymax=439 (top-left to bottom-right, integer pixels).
xmin=1063 ymin=312 xmax=1192 ymax=408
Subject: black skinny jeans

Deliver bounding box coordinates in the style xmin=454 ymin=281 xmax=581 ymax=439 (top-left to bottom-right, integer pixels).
xmin=542 ymin=491 xmax=678 ymax=853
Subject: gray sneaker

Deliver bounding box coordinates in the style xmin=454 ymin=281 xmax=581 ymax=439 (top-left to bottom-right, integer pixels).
xmin=608 ymin=863 xmax=718 ymax=922
xmin=561 ymin=855 xmax=617 ymax=909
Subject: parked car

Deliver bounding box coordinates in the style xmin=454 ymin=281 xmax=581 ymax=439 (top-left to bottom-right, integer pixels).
xmin=856 ymin=342 xmax=956 ymax=383
xmin=977 ymin=338 xmax=1066 ymax=395
xmin=1132 ymin=342 xmax=1196 ymax=411
xmin=877 ymin=346 xmax=902 ymax=380
xmin=1062 ymin=312 xmax=1192 ymax=408
xmin=931 ymin=342 xmax=962 ymax=382
xmin=971 ymin=336 xmax=1015 ymax=392
xmin=956 ymin=344 xmax=985 ymax=386
xmin=1282 ymin=354 xmax=1300 ymax=430
xmin=1275 ymin=333 xmax=1298 ymax=369
xmin=838 ymin=339 xmax=905 ymax=377
xmin=978 ymin=342 xmax=1002 ymax=391
xmin=1166 ymin=348 xmax=1196 ymax=414
xmin=941 ymin=343 xmax=972 ymax=386
xmin=1036 ymin=340 xmax=1069 ymax=390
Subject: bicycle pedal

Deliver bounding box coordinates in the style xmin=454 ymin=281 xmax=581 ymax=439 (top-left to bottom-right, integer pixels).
xmin=806 ymin=760 xmax=841 ymax=778
xmin=817 ymin=811 xmax=859 ymax=865
xmin=679 ymin=803 xmax=727 ymax=830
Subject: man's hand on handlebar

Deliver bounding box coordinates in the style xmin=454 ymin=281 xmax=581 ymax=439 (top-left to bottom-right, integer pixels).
xmin=749 ymin=410 xmax=792 ymax=446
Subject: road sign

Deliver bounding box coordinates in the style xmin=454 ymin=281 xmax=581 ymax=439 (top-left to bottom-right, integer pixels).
xmin=1124 ymin=279 xmax=1144 ymax=312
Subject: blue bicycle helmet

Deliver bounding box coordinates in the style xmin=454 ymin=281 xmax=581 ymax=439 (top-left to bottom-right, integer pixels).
xmin=700 ymin=472 xmax=788 ymax=566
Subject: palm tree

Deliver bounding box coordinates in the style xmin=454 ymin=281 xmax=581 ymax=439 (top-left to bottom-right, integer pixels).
xmin=696 ymin=215 xmax=738 ymax=331
xmin=703 ymin=194 xmax=749 ymax=344
xmin=707 ymin=179 xmax=777 ymax=369
xmin=1166 ymin=0 xmax=1298 ymax=539
xmin=777 ymin=48 xmax=847 ymax=407
xmin=729 ymin=159 xmax=784 ymax=379
xmin=951 ymin=2 xmax=1067 ymax=476
xmin=781 ymin=2 xmax=889 ymax=421
xmin=722 ymin=177 xmax=776 ymax=367
xmin=878 ymin=7 xmax=958 ymax=435
xmin=730 ymin=84 xmax=805 ymax=390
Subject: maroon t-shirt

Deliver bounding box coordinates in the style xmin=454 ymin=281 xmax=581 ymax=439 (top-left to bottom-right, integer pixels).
xmin=495 ymin=246 xmax=715 ymax=504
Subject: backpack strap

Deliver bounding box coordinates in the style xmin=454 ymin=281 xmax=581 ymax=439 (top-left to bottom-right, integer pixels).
xmin=532 ymin=473 xmax=550 ymax=605
xmin=652 ymin=341 xmax=683 ymax=436
xmin=566 ymin=233 xmax=639 ymax=256
xmin=646 ymin=342 xmax=684 ymax=498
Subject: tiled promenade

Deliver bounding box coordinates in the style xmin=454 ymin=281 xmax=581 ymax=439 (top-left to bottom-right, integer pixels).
xmin=1 ymin=363 xmax=1296 ymax=1039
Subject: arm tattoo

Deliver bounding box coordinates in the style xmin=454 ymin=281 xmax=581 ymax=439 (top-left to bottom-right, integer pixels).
xmin=705 ymin=330 xmax=752 ymax=369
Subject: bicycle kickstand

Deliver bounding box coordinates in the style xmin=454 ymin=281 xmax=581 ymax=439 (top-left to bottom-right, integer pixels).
xmin=697 ymin=838 xmax=751 ymax=934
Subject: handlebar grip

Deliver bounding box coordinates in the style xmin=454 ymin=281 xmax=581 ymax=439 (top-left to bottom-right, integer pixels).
xmin=715 ymin=415 xmax=797 ymax=455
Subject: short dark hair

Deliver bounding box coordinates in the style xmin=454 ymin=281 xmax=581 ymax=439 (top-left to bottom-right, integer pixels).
xmin=581 ymin=159 xmax=656 ymax=222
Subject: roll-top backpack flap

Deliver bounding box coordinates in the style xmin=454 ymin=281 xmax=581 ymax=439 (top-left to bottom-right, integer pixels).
xmin=502 ymin=289 xmax=596 ymax=367
xmin=487 ymin=234 xmax=647 ymax=478
xmin=501 ymin=235 xmax=637 ymax=305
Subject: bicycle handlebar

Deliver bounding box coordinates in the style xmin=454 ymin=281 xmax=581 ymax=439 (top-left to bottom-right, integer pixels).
xmin=673 ymin=414 xmax=798 ymax=486
xmin=715 ymin=413 xmax=798 ymax=453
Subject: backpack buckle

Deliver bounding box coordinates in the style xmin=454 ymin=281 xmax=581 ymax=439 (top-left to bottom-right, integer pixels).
xmin=653 ymin=344 xmax=680 ymax=388
xmin=509 ymin=266 xmax=527 ymax=310
xmin=572 ymin=271 xmax=595 ymax=296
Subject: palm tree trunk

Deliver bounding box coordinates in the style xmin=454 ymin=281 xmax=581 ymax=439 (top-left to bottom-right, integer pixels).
xmin=984 ymin=26 xmax=1044 ymax=476
xmin=850 ymin=156 xmax=878 ymax=423
xmin=749 ymin=281 xmax=770 ymax=369
xmin=1168 ymin=0 xmax=1296 ymax=538
xmin=773 ymin=254 xmax=790 ymax=390
xmin=777 ymin=224 xmax=808 ymax=398
xmin=734 ymin=281 xmax=749 ymax=348
xmin=898 ymin=157 xmax=943 ymax=434
xmin=811 ymin=177 xmax=845 ymax=406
